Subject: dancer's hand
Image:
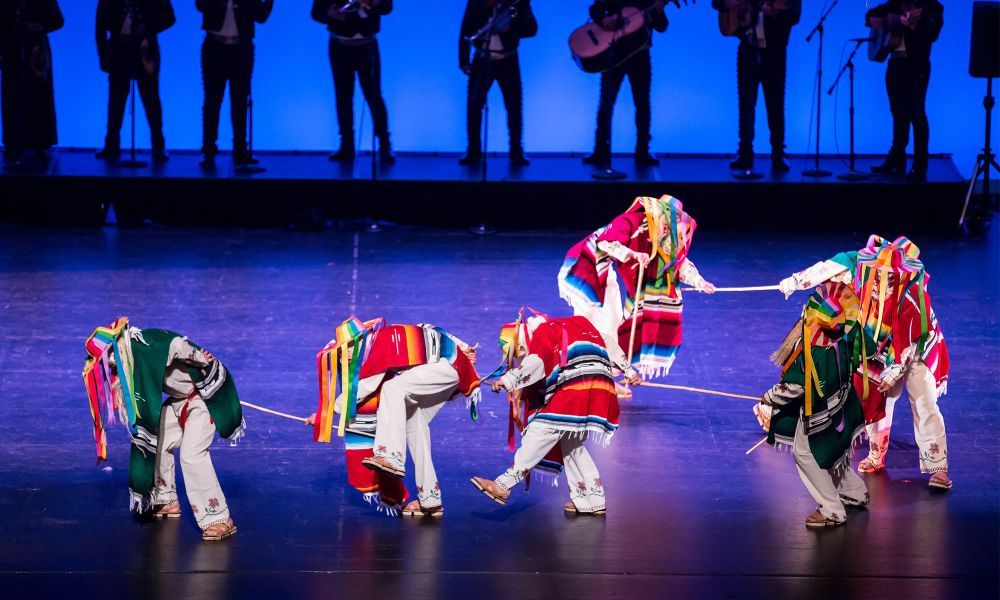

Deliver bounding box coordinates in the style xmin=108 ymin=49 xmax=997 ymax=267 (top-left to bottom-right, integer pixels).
xmin=202 ymin=350 xmax=215 ymax=363
xmin=462 ymin=344 xmax=479 ymax=366
xmin=700 ymin=281 xmax=717 ymax=294
xmin=632 ymin=251 xmax=651 ymax=269
xmin=491 ymin=380 xmax=507 ymax=393
xmin=304 ymin=412 xmax=317 ymax=426
xmin=624 ymin=370 xmax=641 ymax=387
xmin=778 ymin=276 xmax=798 ymax=299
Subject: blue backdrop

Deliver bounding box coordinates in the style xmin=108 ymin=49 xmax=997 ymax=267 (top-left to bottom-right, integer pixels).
xmin=19 ymin=1 xmax=994 ymax=175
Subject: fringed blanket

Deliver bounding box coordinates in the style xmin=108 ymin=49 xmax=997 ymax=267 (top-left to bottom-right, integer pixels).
xmin=519 ymin=317 xmax=620 ymax=481
xmin=558 ymin=196 xmax=696 ymax=379
xmin=765 ymin=283 xmax=867 ymax=469
xmin=314 ymin=318 xmax=480 ymax=511
xmin=83 ymin=321 xmax=243 ymax=512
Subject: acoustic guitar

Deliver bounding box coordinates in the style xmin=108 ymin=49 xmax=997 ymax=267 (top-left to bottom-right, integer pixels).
xmin=867 ymin=8 xmax=922 ymax=62
xmin=569 ymin=0 xmax=689 ymax=74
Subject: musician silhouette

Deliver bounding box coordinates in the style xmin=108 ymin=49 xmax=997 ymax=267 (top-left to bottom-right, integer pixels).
xmin=583 ymin=0 xmax=667 ymax=168
xmin=459 ymin=0 xmax=537 ymax=166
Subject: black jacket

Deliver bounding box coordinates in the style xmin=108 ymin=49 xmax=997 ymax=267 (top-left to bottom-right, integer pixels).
xmin=311 ymin=0 xmax=391 ymax=37
xmin=96 ymin=0 xmax=174 ymax=65
xmin=459 ymin=0 xmax=537 ymax=69
xmin=589 ymin=0 xmax=668 ymax=33
xmin=711 ymin=0 xmax=800 ymax=47
xmin=0 ymin=0 xmax=63 ymax=51
xmin=196 ymin=0 xmax=273 ymax=39
xmin=866 ymin=0 xmax=943 ymax=61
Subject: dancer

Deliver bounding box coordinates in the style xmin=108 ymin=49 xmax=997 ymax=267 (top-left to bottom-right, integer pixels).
xmin=83 ymin=318 xmax=243 ymax=541
xmin=470 ymin=310 xmax=636 ymax=515
xmin=756 ymin=282 xmax=870 ymax=528
xmin=0 ymin=0 xmax=63 ymax=164
xmin=558 ymin=195 xmax=715 ymax=396
xmin=778 ymin=235 xmax=951 ymax=490
xmin=310 ymin=318 xmax=481 ymax=517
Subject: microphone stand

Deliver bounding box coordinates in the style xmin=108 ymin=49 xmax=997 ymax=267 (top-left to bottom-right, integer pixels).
xmin=118 ymin=39 xmax=147 ymax=169
xmin=235 ymin=86 xmax=265 ymax=174
xmin=829 ymin=38 xmax=867 ymax=180
xmin=802 ymin=0 xmax=836 ymax=177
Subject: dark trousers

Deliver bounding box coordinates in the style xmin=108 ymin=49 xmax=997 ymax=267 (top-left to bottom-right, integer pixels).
xmin=886 ymin=56 xmax=930 ymax=170
xmin=1 ymin=35 xmax=57 ymax=158
xmin=105 ymin=38 xmax=164 ymax=151
xmin=466 ymin=52 xmax=523 ymax=154
xmin=330 ymin=38 xmax=389 ymax=150
xmin=594 ymin=48 xmax=651 ymax=157
xmin=201 ymin=37 xmax=254 ymax=154
xmin=736 ymin=42 xmax=786 ymax=158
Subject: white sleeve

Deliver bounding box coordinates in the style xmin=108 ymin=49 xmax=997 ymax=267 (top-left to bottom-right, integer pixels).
xmin=596 ymin=326 xmax=634 ymax=377
xmin=597 ymin=240 xmax=636 ymax=263
xmin=762 ymin=382 xmax=803 ymax=407
xmin=500 ymin=354 xmax=547 ymax=391
xmin=678 ymin=259 xmax=707 ymax=289
xmin=168 ymin=337 xmax=210 ymax=368
xmin=782 ymin=260 xmax=851 ymax=293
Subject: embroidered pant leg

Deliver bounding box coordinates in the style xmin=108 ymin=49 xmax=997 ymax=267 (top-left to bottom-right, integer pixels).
xmin=373 ymin=361 xmax=458 ymax=477
xmin=833 ymin=457 xmax=868 ymax=505
xmin=403 ymin=361 xmax=459 ymax=508
xmin=152 ymin=403 xmax=183 ymax=505
xmin=865 ymin=394 xmax=898 ymax=467
xmin=495 ymin=424 xmax=562 ymax=491
xmin=792 ymin=417 xmax=847 ymax=522
xmin=561 ymin=437 xmax=604 ymax=513
xmin=905 ymin=361 xmax=947 ymax=473
xmin=177 ymin=398 xmax=230 ymax=530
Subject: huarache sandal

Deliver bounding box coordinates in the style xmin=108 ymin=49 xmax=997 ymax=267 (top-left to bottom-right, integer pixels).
xmin=153 ymin=502 xmax=181 ymax=518
xmin=805 ymin=509 xmax=844 ymax=529
xmin=857 ymin=458 xmax=884 ymax=473
xmin=928 ymin=471 xmax=953 ymax=490
xmin=564 ymin=501 xmax=606 ymax=516
xmin=402 ymin=500 xmax=443 ymax=517
xmin=362 ymin=456 xmax=405 ymax=477
xmin=470 ymin=476 xmax=510 ymax=505
xmin=202 ymin=519 xmax=237 ymax=541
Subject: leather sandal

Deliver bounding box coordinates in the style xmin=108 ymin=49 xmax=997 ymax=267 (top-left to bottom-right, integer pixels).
xmin=202 ymin=519 xmax=237 ymax=541
xmin=362 ymin=456 xmax=405 ymax=477
xmin=928 ymin=471 xmax=953 ymax=490
xmin=402 ymin=500 xmax=443 ymax=517
xmin=805 ymin=509 xmax=844 ymax=529
xmin=153 ymin=501 xmax=181 ymax=519
xmin=564 ymin=501 xmax=606 ymax=516
xmin=857 ymin=458 xmax=884 ymax=473
xmin=470 ymin=476 xmax=510 ymax=505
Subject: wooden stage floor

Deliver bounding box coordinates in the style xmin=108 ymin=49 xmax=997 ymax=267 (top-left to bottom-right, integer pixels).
xmin=0 ymin=223 xmax=996 ymax=598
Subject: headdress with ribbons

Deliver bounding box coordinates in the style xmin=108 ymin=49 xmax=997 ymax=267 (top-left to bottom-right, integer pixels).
xmin=82 ymin=317 xmax=138 ymax=460
xmin=853 ymin=235 xmax=927 ymax=399
xmin=626 ymin=194 xmax=696 ymax=298
xmin=314 ymin=317 xmax=385 ymax=442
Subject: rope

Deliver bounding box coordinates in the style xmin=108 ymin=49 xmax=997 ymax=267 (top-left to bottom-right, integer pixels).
xmin=639 ymin=381 xmax=760 ymax=401
xmin=240 ymin=401 xmax=307 ymax=422
xmin=745 ymin=436 xmax=768 ymax=455
xmin=681 ymin=285 xmax=781 ymax=292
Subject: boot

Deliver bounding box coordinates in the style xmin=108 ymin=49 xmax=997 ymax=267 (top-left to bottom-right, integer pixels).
xmin=378 ymin=137 xmax=396 ymax=164
xmin=771 ymin=152 xmax=790 ymax=173
xmin=871 ymin=152 xmax=906 ymax=176
xmin=96 ymin=136 xmax=120 ymax=161
xmin=509 ymin=147 xmax=529 ymax=166
xmin=459 ymin=149 xmax=482 ymax=165
xmin=635 ymin=149 xmax=659 ymax=166
xmin=329 ymin=145 xmax=355 ymax=162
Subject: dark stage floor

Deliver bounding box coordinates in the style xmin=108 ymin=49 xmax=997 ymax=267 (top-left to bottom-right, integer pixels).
xmin=0 ymin=223 xmax=997 ymax=598
xmin=0 ymin=149 xmax=969 ymax=231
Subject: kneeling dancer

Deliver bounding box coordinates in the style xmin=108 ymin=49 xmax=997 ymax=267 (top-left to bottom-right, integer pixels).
xmin=83 ymin=318 xmax=243 ymax=541
xmin=471 ymin=311 xmax=636 ymax=515
xmin=312 ymin=318 xmax=481 ymax=517
xmin=757 ymin=283 xmax=869 ymax=528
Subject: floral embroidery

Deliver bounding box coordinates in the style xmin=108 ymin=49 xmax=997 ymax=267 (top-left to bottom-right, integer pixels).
xmin=192 ymin=506 xmax=199 ymax=514
xmin=419 ymin=481 xmax=442 ymax=503
xmin=576 ymin=481 xmax=587 ymax=493
xmin=929 ymin=443 xmax=940 ymax=454
xmin=593 ymin=478 xmax=603 ymax=489
xmin=376 ymin=445 xmax=387 ymax=454
xmin=208 ymin=498 xmax=220 ymax=509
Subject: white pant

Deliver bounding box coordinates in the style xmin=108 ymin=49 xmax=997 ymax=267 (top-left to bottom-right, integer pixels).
xmin=495 ymin=424 xmax=606 ymax=513
xmin=372 ymin=361 xmax=458 ymax=509
xmin=793 ymin=416 xmax=868 ymax=522
xmin=866 ymin=361 xmax=948 ymax=473
xmin=152 ymin=398 xmax=230 ymax=530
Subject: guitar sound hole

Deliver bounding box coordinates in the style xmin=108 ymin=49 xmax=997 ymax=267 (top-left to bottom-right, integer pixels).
xmin=587 ymin=30 xmax=599 ymax=45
